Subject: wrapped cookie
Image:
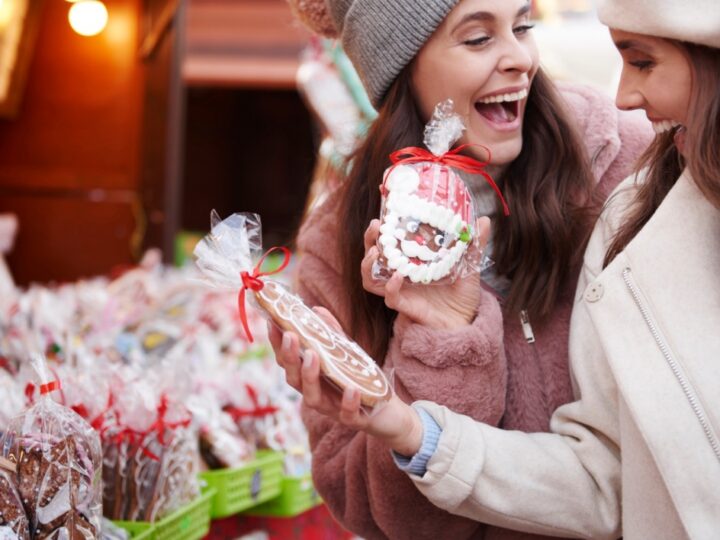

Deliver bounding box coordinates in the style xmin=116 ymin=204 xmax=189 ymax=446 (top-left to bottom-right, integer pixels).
xmin=0 ymin=467 xmax=30 ymax=540
xmin=0 ymin=355 xmax=102 ymax=540
xmin=99 ymin=373 xmax=198 ymax=523
xmin=194 ymin=212 xmax=392 ymax=408
xmin=375 ymin=99 xmax=508 ymax=284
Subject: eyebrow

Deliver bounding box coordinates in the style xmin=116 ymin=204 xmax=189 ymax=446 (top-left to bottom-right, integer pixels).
xmin=614 ymin=39 xmax=655 ymax=54
xmin=452 ymin=2 xmax=531 ymax=31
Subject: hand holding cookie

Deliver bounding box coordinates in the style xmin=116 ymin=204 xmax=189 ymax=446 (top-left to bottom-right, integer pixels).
xmin=194 ymin=213 xmax=393 ymax=408
xmin=362 ymin=216 xmax=491 ymax=329
xmin=268 ymin=313 xmax=423 ymax=456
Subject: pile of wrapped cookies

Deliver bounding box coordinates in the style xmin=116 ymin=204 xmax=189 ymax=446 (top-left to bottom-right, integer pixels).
xmin=0 ymin=259 xmax=313 ymax=540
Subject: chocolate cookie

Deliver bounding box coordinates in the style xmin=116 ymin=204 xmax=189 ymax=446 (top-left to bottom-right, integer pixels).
xmin=14 ymin=435 xmax=97 ymax=539
xmin=256 ymin=280 xmax=392 ymax=406
xmin=0 ymin=469 xmax=30 ymax=540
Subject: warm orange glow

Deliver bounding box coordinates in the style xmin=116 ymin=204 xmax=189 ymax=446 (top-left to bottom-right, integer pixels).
xmin=68 ymin=0 xmax=108 ymax=37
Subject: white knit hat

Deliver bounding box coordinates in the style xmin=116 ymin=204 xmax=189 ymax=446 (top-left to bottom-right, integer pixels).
xmin=597 ymin=0 xmax=720 ymax=49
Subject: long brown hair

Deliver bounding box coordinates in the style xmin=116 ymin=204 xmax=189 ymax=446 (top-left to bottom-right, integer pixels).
xmin=335 ymin=66 xmax=597 ymax=362
xmin=604 ymin=42 xmax=720 ymax=266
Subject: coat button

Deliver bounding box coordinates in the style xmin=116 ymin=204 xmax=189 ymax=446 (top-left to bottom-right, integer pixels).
xmin=585 ymin=282 xmax=604 ymax=302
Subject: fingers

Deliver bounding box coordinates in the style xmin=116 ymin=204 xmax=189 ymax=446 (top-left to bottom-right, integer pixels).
xmin=363 ymin=219 xmax=381 ymax=252
xmin=277 ymin=332 xmax=303 ymax=391
xmin=312 ymin=306 xmax=345 ymax=333
xmin=267 ymin=320 xmax=282 ymax=350
xmin=338 ymin=387 xmax=367 ymax=429
xmin=300 ymin=351 xmax=323 ymax=407
xmin=361 ymin=246 xmax=385 ymax=296
xmin=475 ymin=216 xmax=492 ymax=251
xmin=383 ymin=271 xmax=406 ymax=312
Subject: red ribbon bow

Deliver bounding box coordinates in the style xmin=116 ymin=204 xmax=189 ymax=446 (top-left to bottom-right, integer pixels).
xmin=387 ymin=143 xmax=510 ymax=216
xmin=238 ymin=246 xmax=291 ymax=343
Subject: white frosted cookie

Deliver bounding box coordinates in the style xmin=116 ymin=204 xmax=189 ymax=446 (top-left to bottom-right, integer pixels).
xmin=256 ymin=280 xmax=392 ymax=406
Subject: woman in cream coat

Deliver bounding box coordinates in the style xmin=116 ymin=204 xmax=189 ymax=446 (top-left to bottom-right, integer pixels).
xmin=272 ymin=0 xmax=720 ymax=538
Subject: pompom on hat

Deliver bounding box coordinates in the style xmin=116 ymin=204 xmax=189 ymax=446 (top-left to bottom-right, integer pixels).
xmin=597 ymin=0 xmax=720 ymax=49
xmin=286 ymin=0 xmax=460 ymax=108
xmin=286 ymin=0 xmax=338 ymax=38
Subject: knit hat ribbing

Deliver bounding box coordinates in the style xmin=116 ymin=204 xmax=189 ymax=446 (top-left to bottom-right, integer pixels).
xmin=288 ymin=0 xmax=460 ymax=108
xmin=597 ymin=0 xmax=720 ymax=49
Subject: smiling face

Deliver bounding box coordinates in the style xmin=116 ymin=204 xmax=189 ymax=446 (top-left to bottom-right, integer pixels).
xmin=411 ymin=0 xmax=539 ymax=165
xmin=611 ymin=29 xmax=692 ymax=135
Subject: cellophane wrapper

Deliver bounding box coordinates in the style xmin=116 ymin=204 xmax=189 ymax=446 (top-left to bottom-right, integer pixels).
xmin=0 ymin=355 xmax=103 ymax=540
xmin=374 ymin=99 xmax=483 ymax=285
xmin=100 ymin=368 xmax=199 ymax=523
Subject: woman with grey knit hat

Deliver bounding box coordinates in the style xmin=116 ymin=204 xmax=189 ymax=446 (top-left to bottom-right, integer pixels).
xmin=276 ymin=0 xmax=720 ymax=538
xmin=271 ymin=1 xmax=651 ymax=539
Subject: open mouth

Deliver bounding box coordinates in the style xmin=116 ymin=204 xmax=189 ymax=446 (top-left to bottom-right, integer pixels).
xmin=475 ymin=88 xmax=527 ymax=125
xmin=651 ymin=120 xmax=681 ymax=134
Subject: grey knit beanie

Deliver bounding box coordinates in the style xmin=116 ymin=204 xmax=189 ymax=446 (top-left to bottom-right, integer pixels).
xmin=598 ymin=0 xmax=720 ymax=49
xmin=325 ymin=0 xmax=460 ymax=108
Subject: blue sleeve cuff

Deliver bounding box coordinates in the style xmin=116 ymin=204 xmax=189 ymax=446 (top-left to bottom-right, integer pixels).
xmin=391 ymin=407 xmax=442 ymax=477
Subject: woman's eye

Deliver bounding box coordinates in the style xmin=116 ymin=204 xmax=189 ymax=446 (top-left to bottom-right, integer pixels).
xmin=405 ymin=220 xmax=419 ymax=233
xmin=463 ymin=36 xmax=490 ymax=47
xmin=513 ymin=24 xmax=535 ymax=36
xmin=629 ymin=60 xmax=654 ymax=71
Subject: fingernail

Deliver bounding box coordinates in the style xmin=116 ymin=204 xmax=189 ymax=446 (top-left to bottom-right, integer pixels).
xmin=281 ymin=333 xmax=291 ymax=352
xmin=303 ymin=353 xmax=314 ymax=370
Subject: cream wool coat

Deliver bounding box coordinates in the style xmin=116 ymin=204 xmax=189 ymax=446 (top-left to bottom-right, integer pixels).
xmin=411 ymin=170 xmax=720 ymax=539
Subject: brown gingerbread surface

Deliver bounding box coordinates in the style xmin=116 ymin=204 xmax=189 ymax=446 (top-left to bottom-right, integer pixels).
xmin=255 ymin=280 xmax=392 ymax=406
xmin=0 ymin=470 xmax=30 ymax=540
xmin=13 ymin=435 xmax=97 ymax=539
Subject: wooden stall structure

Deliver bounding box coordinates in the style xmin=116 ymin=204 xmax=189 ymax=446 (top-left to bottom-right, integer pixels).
xmin=0 ymin=0 xmax=316 ymax=285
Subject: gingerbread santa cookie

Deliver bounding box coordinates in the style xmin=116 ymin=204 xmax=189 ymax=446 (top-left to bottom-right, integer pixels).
xmin=375 ymin=99 xmax=508 ymax=285
xmin=378 ymin=163 xmax=474 ymax=284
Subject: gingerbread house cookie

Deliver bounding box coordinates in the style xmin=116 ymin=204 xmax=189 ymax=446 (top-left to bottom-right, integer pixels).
xmin=255 ymin=280 xmax=392 ymax=406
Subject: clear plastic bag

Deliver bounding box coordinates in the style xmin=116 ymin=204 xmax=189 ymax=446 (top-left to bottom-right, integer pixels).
xmin=99 ymin=368 xmax=198 ymax=523
xmin=0 ymin=355 xmax=103 ymax=540
xmin=194 ymin=212 xmax=393 ymax=409
xmin=374 ymin=100 xmax=503 ymax=285
xmin=0 ymin=468 xmax=30 ymax=540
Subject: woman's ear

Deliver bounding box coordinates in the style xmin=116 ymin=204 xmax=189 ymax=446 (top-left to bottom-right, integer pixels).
xmin=286 ymin=0 xmax=339 ymax=38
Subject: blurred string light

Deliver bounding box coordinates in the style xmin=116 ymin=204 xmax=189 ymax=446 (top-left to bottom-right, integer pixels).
xmin=0 ymin=0 xmax=14 ymax=30
xmin=67 ymin=0 xmax=108 ymax=36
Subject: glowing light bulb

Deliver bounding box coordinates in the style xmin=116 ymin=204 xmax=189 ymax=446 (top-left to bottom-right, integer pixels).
xmin=68 ymin=1 xmax=108 ymax=37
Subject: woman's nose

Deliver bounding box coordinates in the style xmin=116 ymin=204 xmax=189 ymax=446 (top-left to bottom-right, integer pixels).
xmin=499 ymin=37 xmax=535 ymax=74
xmin=615 ymin=70 xmax=644 ymax=111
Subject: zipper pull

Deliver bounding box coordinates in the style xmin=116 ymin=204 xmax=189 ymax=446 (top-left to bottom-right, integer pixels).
xmin=519 ymin=309 xmax=535 ymax=344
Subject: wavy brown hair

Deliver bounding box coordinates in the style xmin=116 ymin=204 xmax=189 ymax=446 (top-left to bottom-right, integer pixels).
xmin=604 ymin=42 xmax=720 ymax=266
xmin=335 ymin=66 xmax=597 ymax=362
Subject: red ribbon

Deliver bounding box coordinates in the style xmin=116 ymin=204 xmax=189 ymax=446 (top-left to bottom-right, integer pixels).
xmin=99 ymin=394 xmax=191 ymax=462
xmin=387 ymin=144 xmax=510 ymax=216
xmin=238 ymin=246 xmax=291 ymax=343
xmin=24 ymin=380 xmax=62 ymax=401
xmin=224 ymin=384 xmax=279 ymax=420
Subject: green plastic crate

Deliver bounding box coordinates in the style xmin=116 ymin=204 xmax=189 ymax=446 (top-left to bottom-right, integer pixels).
xmin=154 ymin=488 xmax=215 ymax=540
xmin=245 ymin=473 xmax=323 ymax=517
xmin=200 ymin=450 xmax=284 ymax=518
xmin=112 ymin=520 xmax=155 ymax=540
xmin=113 ymin=489 xmax=214 ymax=540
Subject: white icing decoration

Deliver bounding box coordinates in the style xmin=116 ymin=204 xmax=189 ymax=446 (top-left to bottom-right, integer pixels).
xmin=258 ymin=282 xmax=390 ymax=398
